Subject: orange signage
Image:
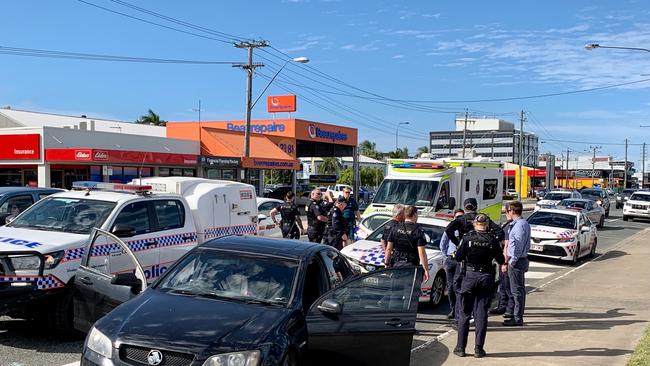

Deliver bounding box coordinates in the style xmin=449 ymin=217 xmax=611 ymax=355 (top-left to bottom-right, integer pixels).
xmin=267 ymin=95 xmax=296 ymax=113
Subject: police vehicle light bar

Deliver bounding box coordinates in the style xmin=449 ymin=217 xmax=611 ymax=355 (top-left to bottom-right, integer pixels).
xmin=391 ymin=163 xmax=446 ymax=169
xmin=72 ymin=181 xmax=152 ymax=193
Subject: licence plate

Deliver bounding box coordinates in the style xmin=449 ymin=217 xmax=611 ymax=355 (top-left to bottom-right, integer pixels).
xmin=531 ymin=244 xmax=543 ymax=252
xmin=541 ymin=205 xmax=555 ymax=208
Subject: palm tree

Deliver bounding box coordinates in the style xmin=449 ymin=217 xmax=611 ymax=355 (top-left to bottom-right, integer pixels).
xmin=136 ymin=109 xmax=166 ymax=126
xmin=388 ymin=147 xmax=409 ymax=159
xmin=416 ymin=146 xmax=429 ymax=156
xmin=318 ymin=157 xmax=341 ymax=175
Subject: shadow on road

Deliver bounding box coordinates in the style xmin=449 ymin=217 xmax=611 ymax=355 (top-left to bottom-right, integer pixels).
xmin=487 ymin=347 xmax=632 ymax=358
xmin=0 ymin=317 xmax=83 ymax=353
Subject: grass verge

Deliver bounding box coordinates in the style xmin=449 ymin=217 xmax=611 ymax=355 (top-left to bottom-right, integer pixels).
xmin=628 ymin=326 xmax=650 ymax=366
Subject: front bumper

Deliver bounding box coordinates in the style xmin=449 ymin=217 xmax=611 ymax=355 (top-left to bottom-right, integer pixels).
xmin=528 ymin=241 xmax=576 ymax=261
xmin=623 ymin=208 xmax=650 ymax=218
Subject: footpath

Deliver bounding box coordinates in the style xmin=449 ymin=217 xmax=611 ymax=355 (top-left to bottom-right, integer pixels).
xmin=411 ymin=228 xmax=650 ymax=366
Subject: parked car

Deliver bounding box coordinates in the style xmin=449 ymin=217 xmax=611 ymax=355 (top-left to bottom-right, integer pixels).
xmin=0 ymin=187 xmax=63 ymax=225
xmin=579 ymin=188 xmax=611 ymax=218
xmin=355 ymin=212 xmax=392 ymax=240
xmin=527 ymin=208 xmax=598 ymax=264
xmin=264 ymin=185 xmax=310 ymax=206
xmin=623 ymin=191 xmax=650 ymax=221
xmin=256 ymin=197 xmax=282 ymax=237
xmin=75 ymin=236 xmax=421 ymax=366
xmin=504 ymin=189 xmax=520 ymax=200
xmin=556 ymin=198 xmax=605 ymax=228
xmin=534 ymin=188 xmax=547 ymax=200
xmin=535 ymin=190 xmax=582 ymax=211
xmin=341 ymin=216 xmax=448 ymax=306
xmin=615 ymin=188 xmax=636 ymax=209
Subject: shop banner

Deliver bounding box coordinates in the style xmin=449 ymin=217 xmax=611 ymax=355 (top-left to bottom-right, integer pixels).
xmin=309 ymin=174 xmax=337 ymax=184
xmin=242 ymin=157 xmax=300 ymax=170
xmin=0 ymin=134 xmax=40 ymax=160
xmin=199 ymin=156 xmax=241 ymax=167
xmin=267 ymin=95 xmax=297 ymax=113
xmin=45 ymin=148 xmax=198 ymax=166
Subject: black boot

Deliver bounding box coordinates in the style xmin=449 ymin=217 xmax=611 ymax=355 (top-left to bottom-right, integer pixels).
xmin=489 ymin=307 xmax=506 ymax=315
xmin=474 ymin=347 xmax=486 ymax=358
xmin=453 ymin=347 xmax=466 ymax=357
xmin=447 ymin=310 xmax=455 ymax=319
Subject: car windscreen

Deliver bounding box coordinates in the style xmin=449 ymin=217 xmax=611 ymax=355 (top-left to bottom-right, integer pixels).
xmin=527 ymin=211 xmax=576 ymax=230
xmin=155 ymin=249 xmax=299 ymax=306
xmin=630 ymin=194 xmax=650 ymax=202
xmin=580 ymin=190 xmax=603 ymax=200
xmin=557 ymin=200 xmax=587 ymax=209
xmin=373 ymin=179 xmax=439 ymax=206
xmin=366 ymin=221 xmax=445 ymax=249
xmin=543 ymin=192 xmax=571 ymax=201
xmin=361 ymin=215 xmax=391 ymax=231
xmin=7 ymin=197 xmax=116 ymax=234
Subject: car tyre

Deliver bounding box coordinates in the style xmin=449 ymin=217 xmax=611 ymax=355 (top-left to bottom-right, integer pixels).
xmin=598 ymin=216 xmax=604 ymax=228
xmin=571 ymin=243 xmax=580 ymax=265
xmin=589 ymin=238 xmax=597 ymax=258
xmin=623 ymin=215 xmax=629 ymax=222
xmin=605 ymin=209 xmax=610 ymax=218
xmin=47 ymin=286 xmax=81 ymax=338
xmin=281 ymin=350 xmax=298 ymax=366
xmin=430 ymin=272 xmax=446 ymax=307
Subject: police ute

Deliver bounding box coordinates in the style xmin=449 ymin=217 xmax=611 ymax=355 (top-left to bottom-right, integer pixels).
xmin=365 ymin=156 xmax=504 ymax=222
xmin=0 ymin=177 xmax=258 ymax=332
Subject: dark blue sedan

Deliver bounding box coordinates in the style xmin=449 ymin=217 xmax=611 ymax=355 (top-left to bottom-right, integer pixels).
xmin=0 ymin=187 xmax=63 ymax=225
xmin=74 ymin=236 xmax=421 ymax=366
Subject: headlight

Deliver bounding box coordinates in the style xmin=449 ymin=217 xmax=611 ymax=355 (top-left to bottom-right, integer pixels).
xmin=203 ymin=350 xmax=261 ymax=366
xmin=625 ymin=203 xmax=631 ymax=207
xmin=9 ymin=255 xmax=41 ymax=270
xmin=44 ymin=250 xmax=65 ymax=269
xmin=86 ymin=327 xmax=112 ymax=359
xmin=557 ymin=237 xmax=576 ymax=243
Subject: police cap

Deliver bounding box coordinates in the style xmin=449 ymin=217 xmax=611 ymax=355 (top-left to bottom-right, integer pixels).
xmin=474 ymin=213 xmax=489 ymax=223
xmin=336 ymin=196 xmax=347 ymax=203
xmin=463 ymin=198 xmax=478 ymax=210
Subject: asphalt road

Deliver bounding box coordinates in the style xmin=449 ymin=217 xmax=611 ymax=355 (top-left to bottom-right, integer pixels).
xmin=1 ymin=206 xmax=647 ymax=366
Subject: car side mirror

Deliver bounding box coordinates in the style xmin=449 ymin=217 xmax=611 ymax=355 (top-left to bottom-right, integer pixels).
xmin=111 ymin=224 xmax=136 ymax=238
xmin=1 ymin=213 xmax=13 ymax=225
xmin=257 ymin=214 xmax=267 ymax=222
xmin=448 ymin=197 xmax=456 ymax=210
xmin=581 ymin=225 xmax=590 ymax=233
xmin=317 ymin=299 xmax=343 ymax=315
xmin=111 ymin=272 xmax=143 ymax=293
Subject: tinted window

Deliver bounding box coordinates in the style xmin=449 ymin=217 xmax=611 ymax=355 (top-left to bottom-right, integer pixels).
xmin=361 ymin=215 xmax=391 ymax=231
xmin=8 ymin=198 xmax=116 ymax=234
xmin=258 ymin=201 xmax=279 ymax=216
xmin=581 ymin=190 xmax=603 ymax=200
xmin=38 ymin=193 xmax=54 ymax=200
xmin=153 ymin=200 xmax=185 ymax=231
xmin=527 ymin=211 xmax=576 ymax=229
xmin=320 ymin=250 xmax=353 ymax=288
xmin=558 ymin=200 xmax=587 ymax=209
xmin=544 ymin=192 xmax=571 ymax=201
xmin=113 ymin=202 xmax=151 ymax=235
xmin=0 ymin=195 xmax=33 ymax=215
xmin=630 ymin=193 xmax=650 ymax=202
xmin=483 ymin=179 xmax=498 ymax=200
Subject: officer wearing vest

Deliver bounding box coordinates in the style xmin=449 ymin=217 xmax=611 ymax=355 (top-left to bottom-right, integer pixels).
xmin=385 ymin=205 xmax=430 ymax=281
xmin=306 ymin=189 xmax=333 ymax=243
xmin=453 ymin=214 xmax=505 ymax=359
xmin=324 ymin=196 xmax=348 ymax=250
xmin=270 ymin=191 xmax=304 ymax=239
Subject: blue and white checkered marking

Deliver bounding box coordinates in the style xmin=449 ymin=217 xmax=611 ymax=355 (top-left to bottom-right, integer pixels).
xmin=205 ymin=224 xmax=257 ymax=239
xmin=0 ymin=275 xmax=64 ymax=290
xmin=351 ymin=246 xmax=386 ymax=266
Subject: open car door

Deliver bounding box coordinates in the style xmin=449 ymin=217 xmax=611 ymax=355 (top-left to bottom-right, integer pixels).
xmin=73 ymin=228 xmax=147 ymax=333
xmin=306 ymin=266 xmax=421 ymax=366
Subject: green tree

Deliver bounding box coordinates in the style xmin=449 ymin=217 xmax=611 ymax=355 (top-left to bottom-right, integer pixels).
xmin=318 ymin=157 xmax=341 ymax=175
xmin=136 ymin=109 xmax=166 ymax=126
xmin=416 ymin=145 xmax=429 ymax=156
xmin=359 ymin=140 xmax=382 ymax=160
xmin=338 ymin=167 xmax=353 ymax=185
xmin=264 ymin=169 xmax=293 ymax=185
xmin=388 ymin=147 xmax=409 ymax=159
xmin=361 ymin=167 xmax=384 ymax=187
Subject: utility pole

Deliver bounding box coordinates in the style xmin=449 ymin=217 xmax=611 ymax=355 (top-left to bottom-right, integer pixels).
xmin=566 ymin=148 xmax=570 ymax=189
xmin=519 ymin=110 xmax=525 ymax=198
xmin=589 ymin=145 xmax=602 ymax=188
xmin=461 ymin=110 xmax=469 ymax=158
xmin=623 ymin=138 xmax=627 ymax=189
xmin=643 ymin=142 xmax=647 ymax=189
xmin=234 ymin=40 xmax=268 ymax=184
xmin=491 ymin=131 xmax=495 ymax=159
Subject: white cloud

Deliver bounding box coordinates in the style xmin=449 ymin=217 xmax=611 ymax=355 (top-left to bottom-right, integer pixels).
xmin=340 ymin=40 xmax=381 ymax=51
xmin=392 ymin=54 xmax=406 ymax=59
xmin=280 ymin=40 xmax=320 ymax=52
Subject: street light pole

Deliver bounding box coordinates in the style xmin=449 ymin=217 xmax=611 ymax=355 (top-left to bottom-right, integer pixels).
xmin=585 ymin=43 xmax=650 ymax=53
xmin=590 ymin=145 xmax=602 ymax=188
xmin=396 ymin=122 xmax=410 ymax=152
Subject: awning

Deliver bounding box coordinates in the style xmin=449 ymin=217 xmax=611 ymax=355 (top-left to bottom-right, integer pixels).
xmin=202 ymin=128 xmax=299 ymax=170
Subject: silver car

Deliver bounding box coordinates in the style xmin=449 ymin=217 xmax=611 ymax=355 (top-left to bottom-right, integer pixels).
xmin=556 ymin=198 xmax=605 ymax=228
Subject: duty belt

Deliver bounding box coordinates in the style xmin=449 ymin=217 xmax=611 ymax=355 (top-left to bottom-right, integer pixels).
xmin=466 ymin=264 xmax=495 ymax=273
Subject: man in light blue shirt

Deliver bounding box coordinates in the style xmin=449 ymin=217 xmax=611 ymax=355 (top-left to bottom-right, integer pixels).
xmin=503 ymin=201 xmax=530 ymax=326
xmin=441 ymin=209 xmax=464 ymax=320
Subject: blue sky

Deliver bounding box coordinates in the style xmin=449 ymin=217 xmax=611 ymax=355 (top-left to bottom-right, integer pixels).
xmin=3 ymin=1 xmax=650 ymax=168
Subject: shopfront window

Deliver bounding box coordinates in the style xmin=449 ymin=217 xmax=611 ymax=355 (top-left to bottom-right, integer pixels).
xmin=109 ymin=166 xmax=123 ymax=183
xmin=0 ymin=168 xmax=37 ymax=187
xmin=90 ymin=166 xmax=102 ymax=182
xmin=140 ymin=167 xmax=152 ymax=178
xmin=159 ymin=167 xmax=170 ymax=177
xmin=183 ymin=169 xmax=195 ymax=177
xmin=123 ymin=167 xmax=138 ymax=182
xmin=206 ymin=169 xmax=221 ymax=180
xmin=222 ymin=169 xmax=236 ymax=180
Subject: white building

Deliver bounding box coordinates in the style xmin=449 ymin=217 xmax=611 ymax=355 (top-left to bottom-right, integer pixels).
xmin=299 ymin=155 xmax=385 ymax=179
xmin=429 ymin=117 xmax=539 ymax=166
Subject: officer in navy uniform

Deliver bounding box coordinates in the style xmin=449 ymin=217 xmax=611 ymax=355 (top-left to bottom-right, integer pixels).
xmin=270 ymin=191 xmax=304 ymax=239
xmin=324 ymin=196 xmax=348 ymax=250
xmin=306 ymin=189 xmax=333 ymax=243
xmin=453 ymin=214 xmax=505 ymax=359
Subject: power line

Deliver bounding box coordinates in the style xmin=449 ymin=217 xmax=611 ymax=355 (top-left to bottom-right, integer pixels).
xmin=0 ymin=45 xmax=238 ymax=64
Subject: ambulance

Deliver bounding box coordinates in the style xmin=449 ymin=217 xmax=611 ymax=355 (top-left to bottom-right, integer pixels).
xmin=0 ymin=177 xmax=258 ymax=331
xmin=363 ymin=156 xmax=504 ymax=222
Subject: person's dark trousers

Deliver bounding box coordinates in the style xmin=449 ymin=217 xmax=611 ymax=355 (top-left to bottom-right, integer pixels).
xmin=453 ymin=264 xmax=465 ymax=322
xmin=443 ymin=257 xmax=459 ymax=314
xmin=508 ymin=257 xmax=529 ymax=323
xmin=456 ymin=271 xmax=494 ymax=350
xmin=282 ymin=224 xmax=300 ymax=239
xmin=497 ymin=267 xmax=514 ymax=313
xmin=307 ymin=228 xmax=323 ymax=243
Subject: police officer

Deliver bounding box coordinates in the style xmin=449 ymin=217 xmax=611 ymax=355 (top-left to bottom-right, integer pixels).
xmin=306 ymin=189 xmax=333 ymax=243
xmin=384 ymin=205 xmax=430 ymax=282
xmin=489 ymin=204 xmax=515 ymax=317
xmin=453 ymin=214 xmax=505 ymax=358
xmin=324 ymin=196 xmax=348 ymax=250
xmin=440 ymin=208 xmax=465 ymax=319
xmin=380 ymin=204 xmax=405 ymax=251
xmin=341 ymin=187 xmax=361 ymax=242
xmin=270 ymin=191 xmax=304 ymax=239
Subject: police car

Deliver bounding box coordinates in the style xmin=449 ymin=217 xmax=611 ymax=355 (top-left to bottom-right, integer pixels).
xmin=355 ymin=212 xmax=392 ymax=240
xmin=256 ymin=197 xmax=282 ymax=237
xmin=0 ymin=177 xmax=258 ymax=331
xmin=535 ymin=190 xmax=582 ymax=211
xmin=527 ymin=208 xmax=598 ymax=264
xmin=341 ymin=216 xmax=447 ymax=306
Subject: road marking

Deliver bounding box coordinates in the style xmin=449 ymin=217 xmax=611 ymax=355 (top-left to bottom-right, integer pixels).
xmin=606 ymin=218 xmax=620 ymax=222
xmin=61 ymin=362 xmax=79 ymax=366
xmin=525 ymin=271 xmax=553 ymax=280
xmin=528 ymin=261 xmax=563 ymax=268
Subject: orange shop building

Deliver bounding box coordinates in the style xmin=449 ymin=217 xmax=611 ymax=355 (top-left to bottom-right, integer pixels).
xmin=166 ymin=119 xmax=358 ymax=191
